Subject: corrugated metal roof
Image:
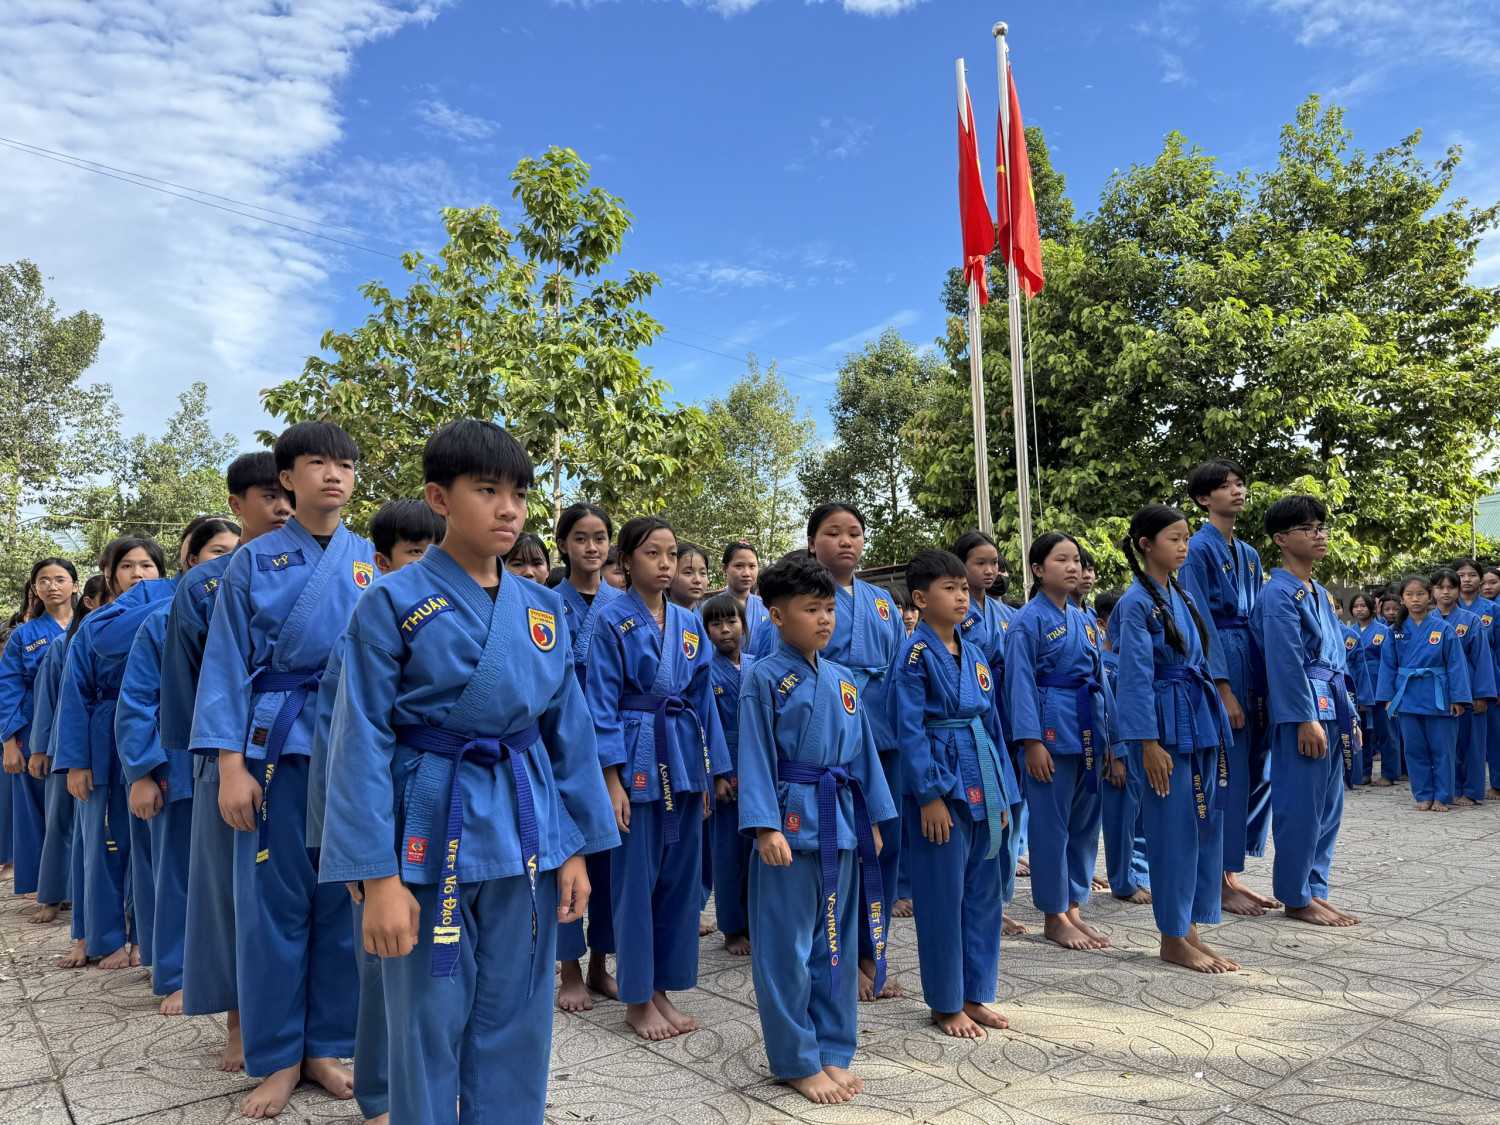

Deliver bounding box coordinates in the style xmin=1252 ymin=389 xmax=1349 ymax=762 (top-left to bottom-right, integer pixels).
xmin=1477 ymin=491 xmax=1500 ymax=540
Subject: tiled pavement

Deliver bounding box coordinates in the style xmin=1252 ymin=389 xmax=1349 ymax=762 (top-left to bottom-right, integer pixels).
xmin=2 ymin=781 xmax=1497 ymax=1123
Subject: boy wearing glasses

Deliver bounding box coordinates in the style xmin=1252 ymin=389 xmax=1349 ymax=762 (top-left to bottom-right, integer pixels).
xmin=1249 ymin=496 xmax=1360 ymax=928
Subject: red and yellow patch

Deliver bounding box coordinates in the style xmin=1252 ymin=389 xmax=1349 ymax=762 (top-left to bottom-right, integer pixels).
xmin=840 ymin=680 xmax=857 ymax=714
xmin=528 ymin=608 xmax=557 ymax=651
xmin=682 ymin=630 xmax=700 ymax=659
xmin=352 ymin=560 xmax=374 ymax=589
xmin=976 ymin=662 xmax=992 ymax=692
xmin=874 ymin=598 xmax=891 ymax=621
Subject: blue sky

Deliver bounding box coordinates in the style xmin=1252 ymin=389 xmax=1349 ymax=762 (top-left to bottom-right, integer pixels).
xmin=2 ymin=0 xmax=1498 ymax=446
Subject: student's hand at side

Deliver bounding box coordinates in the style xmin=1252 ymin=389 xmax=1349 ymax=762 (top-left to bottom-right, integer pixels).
xmin=714 ymin=776 xmax=736 ymax=804
xmin=1218 ymin=683 xmax=1245 ymax=731
xmin=605 ymin=767 xmax=631 ymax=834
xmin=1025 ymin=740 xmax=1054 ymax=783
xmin=2 ymin=737 xmax=22 ymax=774
xmin=702 ymin=791 xmax=712 ymax=821
xmin=128 ymin=776 xmax=163 ymax=820
xmin=363 ymin=875 xmax=421 ymax=958
xmin=1476 ymin=699 xmax=1489 ymax=715
xmin=345 ymin=882 xmax=363 ymax=905
xmin=756 ymin=827 xmax=792 ymax=867
xmin=1141 ymin=739 xmax=1173 ymax=797
xmin=217 ymin=753 xmax=263 ymax=832
xmin=27 ymin=753 xmax=47 ymax=780
xmin=920 ymin=796 xmax=952 ymax=844
xmin=872 ymin=822 xmax=884 ymax=855
xmin=556 ymin=854 xmax=590 ymax=924
xmin=1108 ymin=756 xmax=1128 ymax=788
xmin=1297 ymin=720 xmax=1328 ymax=758
xmin=1450 ymin=702 xmax=1466 ymax=718
xmin=67 ymin=767 xmax=93 ymax=802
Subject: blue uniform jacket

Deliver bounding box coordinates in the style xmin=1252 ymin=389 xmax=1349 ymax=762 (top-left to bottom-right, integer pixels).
xmin=1180 ymin=525 xmax=1264 ymax=691
xmin=304 ymin=634 xmax=346 ymax=850
xmin=1459 ymin=595 xmax=1499 ymax=678
xmin=1249 ymin=569 xmax=1355 ymax=728
xmin=321 ymin=547 xmax=618 ymax=886
xmin=1340 ymin=627 xmax=1376 ymax=707
xmin=1438 ymin=606 xmax=1497 ymax=702
xmin=558 ymin=578 xmax=623 ymax=693
xmin=1113 ymin=579 xmax=1227 ymax=750
xmin=1376 ymin=613 xmax=1473 ymax=715
xmin=1003 ymin=595 xmax=1117 ymax=753
xmin=958 ymin=595 xmax=1014 ymax=670
xmin=0 ymin=614 xmax=68 ymax=749
xmin=31 ymin=637 xmax=67 ymax=761
xmin=1352 ymin=620 xmax=1391 ymax=707
xmin=743 ymin=593 xmax=771 ymax=654
xmin=736 ymin=640 xmax=896 ymax=853
xmin=115 ymin=598 xmax=194 ymax=802
xmin=710 ymin=650 xmax=751 ymax=779
xmin=159 ymin=552 xmax=233 ymax=752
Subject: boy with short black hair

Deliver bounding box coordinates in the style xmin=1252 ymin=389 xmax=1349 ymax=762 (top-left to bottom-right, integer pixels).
xmin=737 ymin=556 xmax=895 ymax=1105
xmin=1094 ymin=590 xmax=1151 ymax=905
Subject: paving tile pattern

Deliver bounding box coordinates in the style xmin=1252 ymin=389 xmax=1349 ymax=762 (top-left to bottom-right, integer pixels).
xmin=1 ymin=783 xmax=1496 ymax=1123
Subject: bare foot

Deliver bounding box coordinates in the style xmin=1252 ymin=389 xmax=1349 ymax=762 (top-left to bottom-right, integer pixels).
xmin=556 ymin=959 xmax=593 ymax=1012
xmin=1488 ymin=787 xmax=1500 ymax=800
xmin=651 ymin=991 xmax=698 ymax=1033
xmin=1185 ymin=927 xmax=1240 ymax=971
xmin=1001 ymin=914 xmax=1029 ymax=936
xmin=1221 ymin=884 xmax=1267 ymax=916
xmin=1431 ymin=801 xmax=1450 ymax=812
xmin=239 ymin=1063 xmax=299 ymax=1119
xmin=1454 ymin=796 xmax=1477 ymax=807
xmin=858 ymin=957 xmax=901 ymax=1001
xmin=98 ymin=945 xmax=131 ymax=970
xmin=159 ymin=989 xmax=184 ymax=1016
xmin=965 ymin=1000 xmax=1010 ymax=1030
xmin=22 ymin=891 xmax=36 ymax=900
xmin=1118 ymin=887 xmax=1152 ymax=905
xmin=1160 ymin=935 xmax=1231 ymax=973
xmin=129 ymin=945 xmax=142 ymax=967
xmin=700 ymin=913 xmax=718 ymax=937
xmin=219 ymin=1011 xmax=245 ymax=1073
xmin=891 ymin=897 xmax=913 ymax=918
xmin=1015 ymin=856 xmax=1030 ymax=878
xmin=29 ymin=903 xmax=59 ymax=924
xmin=723 ymin=931 xmax=751 ymax=956
xmin=303 ymin=1056 xmax=354 ymax=1100
xmin=1091 ymin=874 xmax=1110 ymax=892
xmin=1285 ymin=901 xmax=1359 ymax=927
xmin=1067 ymin=907 xmax=1110 ymax=948
xmin=57 ymin=939 xmax=87 ymax=969
xmin=1414 ymin=800 xmax=1433 ymax=811
xmin=1225 ymin=872 xmax=1279 ymax=909
xmin=586 ymin=952 xmax=618 ymax=1001
xmin=1313 ymin=897 xmax=1361 ymax=925
xmin=365 ymin=1116 xmax=389 ymax=1125
xmin=933 ymin=1008 xmax=987 ymax=1038
xmin=625 ymin=1000 xmax=680 ymax=1041
xmin=1373 ymin=776 xmax=1394 ymax=787
xmin=1043 ymin=913 xmax=1103 ymax=950
xmin=822 ymin=1065 xmax=862 ymax=1095
xmin=786 ymin=1071 xmax=853 ymax=1105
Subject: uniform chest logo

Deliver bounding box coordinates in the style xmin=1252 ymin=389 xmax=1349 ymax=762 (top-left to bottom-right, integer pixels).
xmin=874 ymin=598 xmax=891 ymax=621
xmin=1372 ymin=633 xmax=1384 ymax=645
xmin=1345 ymin=636 xmax=1357 ymax=651
xmin=976 ymin=663 xmax=992 ymax=692
xmin=1429 ymin=630 xmax=1443 ymax=645
xmin=1000 ymin=620 xmax=1009 ymax=632
xmin=1457 ymin=623 xmax=1470 ymax=638
xmin=1086 ymin=625 xmax=1098 ymax=647
xmin=1485 ymin=614 xmax=1495 ymax=627
xmin=529 ymin=608 xmax=557 ymax=651
xmin=256 ymin=549 xmax=305 ymax=572
xmin=776 ymin=671 xmax=803 ymax=696
xmin=682 ymin=630 xmax=700 ymax=659
xmin=352 ymin=560 xmax=374 ymax=589
xmin=839 ymin=680 xmax=857 ymax=714
xmin=399 ymin=595 xmax=453 ymax=640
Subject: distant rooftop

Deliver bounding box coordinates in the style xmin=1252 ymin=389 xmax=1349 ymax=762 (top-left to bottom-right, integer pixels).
xmin=1478 ymin=490 xmax=1500 ymax=540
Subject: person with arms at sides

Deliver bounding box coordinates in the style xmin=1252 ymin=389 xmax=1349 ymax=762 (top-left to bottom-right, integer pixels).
xmin=1093 ymin=589 xmax=1151 ymax=907
xmin=551 ymin=501 xmax=624 ymax=1012
xmin=1335 ymin=600 xmax=1375 ymax=790
xmin=1455 ymin=560 xmax=1500 ymax=801
xmin=1005 ymin=532 xmax=1116 ymax=951
xmin=670 ymin=541 xmax=710 ymax=612
xmin=1432 ymin=568 xmax=1495 ymax=805
xmin=1114 ymin=506 xmax=1239 ymax=972
xmin=1349 ymin=593 xmax=1395 ymax=786
xmin=1377 ymin=575 xmax=1470 ymax=815
xmin=0 ymin=558 xmax=79 ymax=903
xmin=703 ymin=593 xmax=753 ymax=956
xmin=503 ymin=532 xmax=551 ymax=585
xmin=1250 ymin=496 xmax=1362 ymax=927
xmin=586 ymin=517 xmax=729 ymax=1041
xmin=737 ymin=556 xmax=893 ymax=1104
xmin=192 ymin=421 xmax=370 ymax=1118
xmin=893 ymin=550 xmax=1018 ymax=1037
xmin=722 ymin=541 xmax=770 ymax=651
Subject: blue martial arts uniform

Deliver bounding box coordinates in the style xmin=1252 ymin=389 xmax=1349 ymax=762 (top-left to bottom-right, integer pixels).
xmin=1004 ymin=595 xmax=1115 ymax=916
xmin=743 ymin=592 xmax=771 ymax=654
xmin=32 ymin=634 xmax=74 ymax=907
xmin=191 ymin=519 xmax=370 ymax=1077
xmin=1339 ymin=624 xmax=1375 ymax=788
xmin=1352 ymin=620 xmax=1396 ymax=781
xmin=322 ymin=549 xmax=618 ymax=1125
xmin=1376 ymin=613 xmax=1471 ymax=805
xmin=1113 ymin=579 xmax=1231 ymax=938
xmin=1180 ymin=525 xmax=1267 ymax=877
xmin=737 ymin=639 xmax=895 ymax=1079
xmin=0 ymin=614 xmax=69 ymax=895
xmin=555 ymin=577 xmax=623 ymax=965
xmin=892 ymin=621 xmax=1018 ymax=1015
xmin=961 ymin=595 xmax=1026 ymax=901
xmin=586 ymin=589 xmax=730 ymax=1007
xmin=1439 ymin=605 xmax=1496 ymax=802
xmin=709 ymin=648 xmax=754 ymax=936
xmin=1458 ymin=594 xmax=1500 ymax=790
xmin=1098 ymin=648 xmax=1150 ymax=899
xmin=1251 ymin=569 xmax=1359 ymax=909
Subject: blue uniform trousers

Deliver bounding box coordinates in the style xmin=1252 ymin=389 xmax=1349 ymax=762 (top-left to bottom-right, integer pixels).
xmin=232 ymin=755 xmax=357 ymax=1075
xmin=149 ymin=799 xmax=192 ymax=994
xmin=0 ymin=769 xmax=13 ymax=865
xmin=897 ymin=818 xmax=913 ymax=900
xmin=351 ymin=900 xmax=389 ymax=1121
xmin=382 ymin=873 xmax=559 ymax=1125
xmin=905 ymin=796 xmax=1003 ymax=1013
xmin=1101 ymin=763 xmax=1150 ymax=898
xmin=129 ymin=810 xmax=154 ymax=966
xmin=710 ymin=796 xmax=752 ymax=936
xmin=13 ymin=771 xmax=46 ymax=896
xmin=1137 ymin=748 xmax=1223 ymax=937
xmin=1268 ymin=722 xmax=1345 ymax=909
xmin=1485 ymin=707 xmax=1500 ymax=790
xmin=859 ymin=748 xmax=901 ymax=961
xmin=748 ymin=849 xmax=858 ymax=1079
xmin=1360 ymin=706 xmax=1399 ymax=781
xmin=555 ymin=850 xmax=614 ymax=962
xmin=1455 ymin=707 xmax=1488 ymax=802
xmin=1023 ymin=754 xmax=1101 ymax=915
xmin=1398 ymin=713 xmax=1457 ymax=805
xmin=71 ymin=817 xmax=86 ymax=940
xmin=37 ymin=769 xmax=74 ymax=905
xmin=78 ymin=775 xmax=131 ymax=957
xmin=700 ymin=808 xmax=714 ymax=911
xmin=183 ymin=765 xmax=239 ymax=1015
xmin=611 ymin=798 xmax=702 ymax=1006
xmin=1222 ymin=719 xmax=1271 ymax=874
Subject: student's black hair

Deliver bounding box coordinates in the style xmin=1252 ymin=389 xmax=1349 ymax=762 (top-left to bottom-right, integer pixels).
xmin=225 ymin=451 xmax=280 ymax=497
xmin=274 ymin=421 xmax=360 ymax=476
xmin=1351 ymin=592 xmax=1381 ymax=618
xmin=676 ymin=541 xmax=708 ymax=569
xmin=505 ymin=532 xmax=550 ymax=569
xmin=1264 ymin=494 xmax=1327 ymax=539
xmin=759 ymin=555 xmax=837 ymax=608
xmin=722 ymin=540 xmax=759 ymax=569
xmin=806 ymin=502 xmax=866 ymax=544
xmin=616 ymin=516 xmax=675 ymax=589
xmin=905 ymin=549 xmax=968 ymax=595
xmin=1431 ymin=567 xmax=1461 ymax=590
xmin=700 ymin=592 xmax=748 ymax=628
xmin=1486 ymin=566 xmax=1500 ymax=583
xmin=894 ymin=586 xmax=915 ymax=612
xmin=1454 ymin=558 xmax=1484 ymax=579
xmin=545 ymin=565 xmax=566 ymax=589
xmin=422 ymin=419 xmax=533 ymax=490
xmin=555 ymin=502 xmax=614 ymax=577
xmin=1077 ymin=544 xmax=1096 ymax=571
xmin=26 ymin=556 xmax=78 ymax=618
xmin=1394 ymin=574 xmax=1433 ymax=626
xmin=1025 ymin=532 xmax=1081 ymax=600
xmin=370 ymin=499 xmax=445 ymax=559
xmin=605 ymin=544 xmax=621 ymax=569
xmin=1120 ymin=504 xmax=1210 ymax=656
xmin=99 ymin=536 xmax=166 ymax=600
xmin=1093 ymin=588 xmax=1123 ymax=621
xmin=1187 ymin=457 xmax=1248 ymax=512
xmin=67 ymin=575 xmax=109 ymax=639
xmin=951 ymin=529 xmax=997 ymax=565
xmin=185 ymin=518 xmax=241 ymax=568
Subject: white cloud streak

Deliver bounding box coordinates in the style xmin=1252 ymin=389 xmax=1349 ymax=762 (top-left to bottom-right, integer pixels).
xmin=1251 ymin=0 xmax=1500 ymax=75
xmin=414 ymin=98 xmax=499 ymax=141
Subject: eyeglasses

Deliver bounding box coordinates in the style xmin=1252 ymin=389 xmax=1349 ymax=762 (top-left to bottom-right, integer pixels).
xmin=33 ymin=578 xmax=73 ymax=589
xmin=1286 ymin=524 xmax=1331 ymax=539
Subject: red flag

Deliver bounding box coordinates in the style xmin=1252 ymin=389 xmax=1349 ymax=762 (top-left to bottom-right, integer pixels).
xmin=996 ymin=67 xmax=1044 ymax=298
xmin=957 ymin=77 xmax=994 ymax=306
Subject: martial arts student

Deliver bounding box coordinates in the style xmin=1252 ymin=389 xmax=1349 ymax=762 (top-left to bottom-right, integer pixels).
xmin=1483 ymin=567 xmax=1500 ymax=603
xmin=1349 ymin=593 xmax=1395 ymax=785
xmin=503 ymin=531 xmax=551 ymax=584
xmin=1337 ymin=611 xmax=1372 ymax=790
xmin=1376 ymin=575 xmax=1470 ymax=814
xmin=1432 ymin=568 xmax=1494 ymax=805
xmin=601 ymin=545 xmax=627 ymax=591
xmin=1250 ymin=495 xmax=1361 ymax=927
xmin=703 ymin=592 xmax=753 ymax=955
xmin=54 ymin=536 xmax=168 ymax=969
xmin=670 ymin=541 xmax=710 ymax=611
xmin=752 ymin=503 xmax=904 ymax=999
xmin=587 ymin=516 xmax=729 ymax=1041
xmin=159 ymin=452 xmax=290 ymax=1072
xmin=1455 ymin=559 xmax=1500 ymax=800
xmin=552 ymin=501 xmax=624 ymax=1013
xmin=192 ymin=421 xmax=369 ymax=1116
xmin=1071 ymin=546 xmax=1099 ymax=624
xmin=1180 ymin=459 xmax=1274 ymax=918
xmin=1004 ymin=531 xmax=1116 ymax=950
xmin=115 ymin=519 xmax=240 ymax=1016
xmin=892 ymin=549 xmax=1018 ymax=1037
xmin=898 ymin=591 xmax=919 ymax=637
xmin=722 ymin=541 xmax=769 ymax=650
xmin=1093 ymin=590 xmax=1151 ymax=906
xmin=0 ymin=558 xmax=80 ymax=901
xmin=1114 ymin=506 xmax=1239 ymax=973
xmin=736 ymin=555 xmax=894 ymax=1105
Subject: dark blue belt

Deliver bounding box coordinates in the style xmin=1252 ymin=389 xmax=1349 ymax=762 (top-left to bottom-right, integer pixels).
xmin=396 ymin=721 xmax=542 ymax=985
xmin=1212 ymin=613 xmax=1249 ymax=631
xmin=249 ymin=668 xmax=323 ymax=864
xmin=775 ymin=760 xmax=886 ymax=996
xmin=621 ymin=692 xmax=706 ymax=846
xmin=1305 ymin=665 xmax=1355 ymax=774
xmin=572 ymin=662 xmax=587 ymax=694
xmin=1034 ymin=674 xmax=1103 ymax=791
xmin=1153 ymin=664 xmax=1230 ymax=842
xmin=89 ymin=695 xmax=120 ymax=852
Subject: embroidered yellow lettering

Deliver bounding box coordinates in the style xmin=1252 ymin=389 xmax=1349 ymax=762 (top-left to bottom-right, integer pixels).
xmin=1046 ymin=625 xmax=1067 ymax=642
xmin=825 ymin=893 xmax=839 ymax=964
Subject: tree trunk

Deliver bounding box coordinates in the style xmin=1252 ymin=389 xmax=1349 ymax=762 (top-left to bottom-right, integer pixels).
xmin=552 ymin=430 xmax=563 ymax=528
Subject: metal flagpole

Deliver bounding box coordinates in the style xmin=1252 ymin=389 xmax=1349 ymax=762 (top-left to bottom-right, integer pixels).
xmin=994 ymin=22 xmax=1033 ymax=583
xmin=958 ymin=59 xmax=993 ymax=537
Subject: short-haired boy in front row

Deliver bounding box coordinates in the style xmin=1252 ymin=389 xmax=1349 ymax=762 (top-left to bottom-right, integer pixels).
xmin=320 ymin=420 xmax=618 ymax=1125
xmin=736 ymin=557 xmax=895 ymax=1106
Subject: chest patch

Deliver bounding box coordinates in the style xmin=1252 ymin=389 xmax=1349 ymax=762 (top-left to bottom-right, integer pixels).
xmin=22 ymin=636 xmax=47 ymax=654
xmin=1430 ymin=631 xmax=1443 ymax=645
xmin=255 ymin=549 xmax=305 ymax=573
xmin=776 ymin=671 xmax=803 ymax=697
xmin=1086 ymin=624 xmax=1098 ymax=647
xmin=874 ymin=598 xmax=891 ymax=621
xmin=399 ymin=595 xmax=454 ymax=641
xmin=840 ymin=680 xmax=857 ymax=714
xmin=1373 ymin=632 xmax=1384 ymax=645
xmin=976 ymin=662 xmax=992 ymax=692
xmin=191 ymin=576 xmax=220 ymax=603
xmin=1457 ymin=623 xmax=1470 ymax=638
xmin=1345 ymin=636 xmax=1357 ymax=651
xmin=682 ymin=630 xmax=700 ymax=659
xmin=529 ymin=608 xmax=557 ymax=651
xmin=353 ymin=560 xmax=374 ymax=589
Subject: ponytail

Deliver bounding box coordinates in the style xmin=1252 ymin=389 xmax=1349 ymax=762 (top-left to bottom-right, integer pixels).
xmin=1121 ymin=504 xmax=1209 ymax=658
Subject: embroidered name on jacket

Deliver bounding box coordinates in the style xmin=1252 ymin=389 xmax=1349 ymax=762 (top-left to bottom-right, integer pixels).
xmin=776 ymin=671 xmax=804 ymax=697
xmin=399 ymin=595 xmax=454 ymax=640
xmin=22 ymin=636 xmax=48 ymax=654
xmin=191 ymin=576 xmax=220 ymax=603
xmin=256 ymin=550 xmax=306 ymax=572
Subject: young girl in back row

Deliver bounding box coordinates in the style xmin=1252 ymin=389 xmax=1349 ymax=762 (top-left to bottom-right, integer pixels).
xmin=722 ymin=541 xmax=769 ymax=651
xmin=1349 ymin=594 xmax=1395 ymax=786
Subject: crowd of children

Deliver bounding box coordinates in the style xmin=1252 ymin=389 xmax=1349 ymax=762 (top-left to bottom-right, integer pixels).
xmin=0 ymin=433 xmax=1489 ymax=1120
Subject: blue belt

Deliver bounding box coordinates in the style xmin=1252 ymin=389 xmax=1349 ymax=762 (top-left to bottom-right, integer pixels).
xmin=572 ymin=662 xmax=587 ymax=694
xmin=1034 ymin=674 xmax=1104 ymax=791
xmin=1152 ymin=664 xmax=1230 ymax=842
xmin=89 ymin=695 xmax=120 ymax=852
xmin=621 ymin=692 xmax=707 ymax=846
xmin=396 ymin=722 xmax=542 ymax=985
xmin=1305 ymin=664 xmax=1355 ymax=774
xmin=1389 ymin=667 xmax=1445 ymax=715
xmin=924 ymin=716 xmax=1015 ymax=859
xmin=775 ymin=759 xmax=886 ymax=996
xmin=249 ymin=668 xmax=323 ymax=864
xmin=1212 ymin=613 xmax=1249 ymax=631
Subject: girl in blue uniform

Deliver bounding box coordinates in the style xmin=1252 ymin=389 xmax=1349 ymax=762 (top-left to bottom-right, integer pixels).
xmin=1455 ymin=560 xmax=1500 ymax=801
xmin=703 ymin=593 xmax=753 ymax=954
xmin=1350 ymin=593 xmax=1395 ymax=785
xmin=1432 ymin=568 xmax=1495 ymax=805
xmin=670 ymin=541 xmax=710 ymax=612
xmin=503 ymin=532 xmax=551 ymax=584
xmin=1004 ymin=532 xmax=1116 ymax=951
xmin=722 ymin=541 xmax=769 ymax=651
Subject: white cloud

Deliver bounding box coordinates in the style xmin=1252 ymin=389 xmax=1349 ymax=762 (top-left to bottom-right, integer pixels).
xmin=669 ymin=261 xmax=791 ymax=291
xmin=0 ymin=1 xmax=446 ymax=444
xmin=1159 ymin=50 xmax=1192 ymax=85
xmin=1250 ymin=0 xmax=1500 ymax=75
xmin=822 ymin=308 xmax=919 ymax=353
xmin=561 ymin=0 xmax=925 ymax=17
xmin=810 ymin=0 xmax=926 ymax=14
xmin=414 ymin=97 xmax=498 ymax=141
